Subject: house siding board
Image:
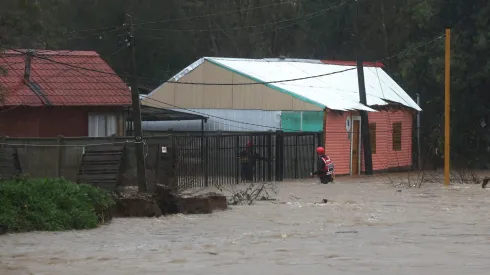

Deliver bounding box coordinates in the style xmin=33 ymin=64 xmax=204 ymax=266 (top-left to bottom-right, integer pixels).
xmin=324 ymin=112 xmax=352 ymax=175
xmin=0 ymin=106 xmax=123 ymax=137
xmin=361 ymin=110 xmax=413 ymax=171
xmin=323 ymin=109 xmax=413 ymax=175
xmin=144 ymin=61 xmax=322 ymax=111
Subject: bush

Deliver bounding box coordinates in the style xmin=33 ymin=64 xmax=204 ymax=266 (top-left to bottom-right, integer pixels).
xmin=0 ymin=177 xmax=115 ymax=232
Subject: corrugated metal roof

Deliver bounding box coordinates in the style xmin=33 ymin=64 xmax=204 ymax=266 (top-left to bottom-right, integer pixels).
xmin=155 ymin=57 xmax=421 ymax=112
xmin=0 ymin=49 xmax=131 ymax=107
xmin=143 ymin=109 xmax=280 ymax=132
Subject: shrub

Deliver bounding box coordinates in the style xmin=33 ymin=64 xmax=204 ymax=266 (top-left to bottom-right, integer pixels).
xmin=0 ymin=177 xmax=115 ymax=232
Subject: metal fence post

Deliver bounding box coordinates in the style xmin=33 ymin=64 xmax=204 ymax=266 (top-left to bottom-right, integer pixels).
xmin=275 ymin=130 xmax=284 ymax=181
xmin=295 ymin=134 xmax=299 ymax=179
xmin=204 ymin=136 xmax=209 ymax=187
xmin=267 ymin=132 xmax=272 ymax=182
xmin=56 ymin=135 xmax=63 ymax=177
xmin=235 ymin=135 xmax=240 ymax=184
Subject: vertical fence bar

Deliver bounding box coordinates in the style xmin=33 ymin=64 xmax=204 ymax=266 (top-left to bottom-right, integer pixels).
xmin=56 ymin=135 xmax=63 ymax=177
xmin=261 ymin=134 xmax=266 ymax=182
xmin=235 ymin=135 xmax=240 ymax=184
xmin=204 ymin=136 xmax=209 ymax=187
xmin=295 ymin=134 xmax=299 ymax=179
xmin=275 ymin=130 xmax=284 ymax=181
xmin=267 ymin=132 xmax=272 ymax=182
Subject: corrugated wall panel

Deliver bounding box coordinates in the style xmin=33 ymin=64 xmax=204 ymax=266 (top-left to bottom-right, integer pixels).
xmin=324 ymin=112 xmax=352 ymax=175
xmin=142 ymin=109 xmax=281 ymax=132
xmin=361 ymin=110 xmax=413 ymax=171
xmin=281 ymin=111 xmax=323 ymax=132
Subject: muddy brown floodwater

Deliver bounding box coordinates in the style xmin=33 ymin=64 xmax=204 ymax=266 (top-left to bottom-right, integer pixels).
xmin=1 ymin=176 xmax=490 ymax=275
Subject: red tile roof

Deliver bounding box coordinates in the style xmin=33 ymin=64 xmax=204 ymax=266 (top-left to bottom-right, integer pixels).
xmin=0 ymin=49 xmax=131 ymax=107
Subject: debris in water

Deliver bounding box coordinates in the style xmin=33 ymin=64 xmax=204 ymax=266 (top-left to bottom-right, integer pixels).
xmin=482 ymin=177 xmax=489 ymax=189
xmin=322 ymin=199 xmax=328 ymax=204
xmin=335 ymin=231 xmax=359 ymax=234
xmin=396 ymin=190 xmax=402 ymax=192
xmin=0 ymin=224 xmax=7 ymax=235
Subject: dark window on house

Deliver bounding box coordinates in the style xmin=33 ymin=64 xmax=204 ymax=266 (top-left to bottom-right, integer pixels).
xmin=392 ymin=122 xmax=402 ymax=151
xmin=369 ymin=123 xmax=377 ymax=154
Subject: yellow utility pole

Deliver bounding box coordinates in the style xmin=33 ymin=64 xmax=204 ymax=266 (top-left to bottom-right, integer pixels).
xmin=444 ymin=29 xmax=451 ymax=186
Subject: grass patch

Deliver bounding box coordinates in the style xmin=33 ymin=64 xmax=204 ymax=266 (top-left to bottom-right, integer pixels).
xmin=0 ymin=177 xmax=115 ymax=233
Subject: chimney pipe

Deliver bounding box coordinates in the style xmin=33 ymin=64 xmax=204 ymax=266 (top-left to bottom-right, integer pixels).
xmin=23 ymin=49 xmax=34 ymax=82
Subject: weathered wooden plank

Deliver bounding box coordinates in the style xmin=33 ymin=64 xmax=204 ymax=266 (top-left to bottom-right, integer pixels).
xmin=79 ymin=165 xmax=120 ymax=171
xmin=81 ymin=155 xmax=122 ymax=162
xmin=79 ymin=171 xmax=120 ymax=176
xmin=79 ymin=174 xmax=118 ymax=181
xmin=0 ymin=156 xmax=15 ymax=160
xmin=77 ymin=144 xmax=124 ymax=191
xmin=0 ymin=148 xmax=16 ymax=154
xmin=80 ymin=163 xmax=120 ymax=168
xmin=80 ymin=169 xmax=119 ymax=175
xmin=84 ymin=150 xmax=124 ymax=154
xmin=85 ymin=146 xmax=124 ymax=153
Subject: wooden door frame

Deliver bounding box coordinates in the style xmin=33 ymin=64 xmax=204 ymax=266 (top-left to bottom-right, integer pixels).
xmin=350 ymin=116 xmax=362 ymax=175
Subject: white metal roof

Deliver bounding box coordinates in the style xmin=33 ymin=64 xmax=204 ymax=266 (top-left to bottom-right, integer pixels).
xmin=153 ymin=57 xmax=421 ymax=112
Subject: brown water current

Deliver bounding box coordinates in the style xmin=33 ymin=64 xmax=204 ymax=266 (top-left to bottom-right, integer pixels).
xmin=1 ymin=177 xmax=490 ymax=275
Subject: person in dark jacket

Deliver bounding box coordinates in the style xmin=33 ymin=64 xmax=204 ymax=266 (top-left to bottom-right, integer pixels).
xmin=238 ymin=141 xmax=267 ymax=181
xmin=310 ymin=146 xmax=334 ymax=184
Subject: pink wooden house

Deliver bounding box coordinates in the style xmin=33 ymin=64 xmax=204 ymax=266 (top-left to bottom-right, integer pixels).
xmin=325 ymin=108 xmax=415 ymax=175
xmin=143 ymin=57 xmax=421 ymax=175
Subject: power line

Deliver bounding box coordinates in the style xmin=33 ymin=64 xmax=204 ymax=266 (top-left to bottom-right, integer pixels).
xmin=6 ymin=32 xmax=442 ymax=87
xmin=6 ymin=49 xmax=358 ymax=85
xmin=2 ymin=33 xmax=442 ymax=133
xmin=130 ymin=0 xmax=313 ymax=26
xmin=141 ymin=95 xmax=418 ymax=134
xmin=65 ymin=27 xmax=123 ymax=40
xmin=61 ymin=0 xmax=311 ymax=35
xmin=136 ymin=0 xmax=351 ymax=33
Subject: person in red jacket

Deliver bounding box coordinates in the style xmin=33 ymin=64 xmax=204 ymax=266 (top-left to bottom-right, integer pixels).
xmin=310 ymin=146 xmax=334 ymax=184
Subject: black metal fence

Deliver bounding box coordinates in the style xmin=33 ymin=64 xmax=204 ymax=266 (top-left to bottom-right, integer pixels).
xmin=170 ymin=131 xmax=323 ymax=188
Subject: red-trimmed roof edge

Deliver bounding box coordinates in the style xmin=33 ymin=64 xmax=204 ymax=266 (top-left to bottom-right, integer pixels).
xmin=320 ymin=60 xmax=385 ymax=68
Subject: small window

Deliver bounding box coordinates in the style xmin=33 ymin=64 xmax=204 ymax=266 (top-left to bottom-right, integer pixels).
xmin=369 ymin=123 xmax=377 ymax=154
xmin=392 ymin=122 xmax=402 ymax=151
xmin=88 ymin=114 xmax=117 ymax=137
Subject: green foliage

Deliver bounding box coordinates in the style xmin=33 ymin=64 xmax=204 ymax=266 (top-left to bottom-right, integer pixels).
xmin=0 ymin=177 xmax=114 ymax=232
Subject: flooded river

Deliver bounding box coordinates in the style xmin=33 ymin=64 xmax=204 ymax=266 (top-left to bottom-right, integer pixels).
xmin=1 ymin=176 xmax=490 ymax=275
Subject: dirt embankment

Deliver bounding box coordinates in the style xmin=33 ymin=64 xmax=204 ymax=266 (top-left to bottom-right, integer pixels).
xmin=112 ymin=185 xmax=227 ymax=218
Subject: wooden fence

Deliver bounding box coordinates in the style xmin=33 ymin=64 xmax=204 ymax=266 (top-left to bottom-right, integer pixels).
xmin=0 ymin=135 xmax=174 ymax=191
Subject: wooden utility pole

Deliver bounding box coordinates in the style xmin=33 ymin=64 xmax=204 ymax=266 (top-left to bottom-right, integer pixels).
xmin=444 ymin=28 xmax=451 ymax=186
xmin=125 ymin=14 xmax=147 ymax=192
xmin=354 ymin=0 xmax=373 ymax=175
